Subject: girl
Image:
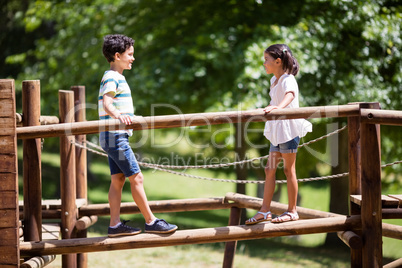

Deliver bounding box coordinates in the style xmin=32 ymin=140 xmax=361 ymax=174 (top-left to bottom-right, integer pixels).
xmin=246 ymin=44 xmax=312 ymax=224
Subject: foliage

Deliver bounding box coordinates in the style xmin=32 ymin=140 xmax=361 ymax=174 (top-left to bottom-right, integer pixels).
xmin=2 ymin=0 xmax=401 ymax=181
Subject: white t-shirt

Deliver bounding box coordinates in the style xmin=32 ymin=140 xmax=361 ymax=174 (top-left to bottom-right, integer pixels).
xmin=263 ymin=74 xmax=312 ymax=146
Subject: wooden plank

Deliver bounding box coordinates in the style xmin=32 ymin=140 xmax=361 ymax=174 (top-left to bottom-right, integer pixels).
xmin=0 ymin=102 xmax=15 ymax=117
xmin=0 ymin=191 xmax=18 ymax=209
xmin=0 ymin=227 xmax=18 ymax=246
xmin=42 ymin=223 xmax=60 ymax=241
xmin=0 ymin=209 xmax=17 ymax=228
xmin=388 ymin=195 xmax=402 ymax=207
xmin=350 ymin=195 xmax=399 ymax=208
xmin=350 ymin=195 xmax=362 ymax=206
xmin=381 ymin=195 xmax=400 ymax=208
xmin=0 ymin=91 xmax=13 ymax=99
xmin=0 ymin=173 xmax=17 ymax=191
xmin=19 ymin=198 xmax=87 ymax=212
xmin=0 ymin=118 xmax=15 ymax=135
xmin=0 ymin=136 xmax=16 ymax=154
xmin=20 ymin=216 xmax=361 ymax=256
xmin=0 ymin=245 xmax=19 ymax=265
xmin=0 ymin=154 xmax=17 ymax=173
xmin=0 ymin=79 xmax=19 ymax=268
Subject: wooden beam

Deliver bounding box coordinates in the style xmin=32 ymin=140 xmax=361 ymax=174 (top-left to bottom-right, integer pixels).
xmin=20 ymin=255 xmax=56 ymax=268
xmin=337 ymin=231 xmax=362 ymax=249
xmin=78 ymin=197 xmax=233 ymax=217
xmin=382 ymin=222 xmax=402 ymax=240
xmin=20 ymin=215 xmax=361 ymax=256
xmin=383 ymin=258 xmax=402 ymax=268
xmin=75 ymin=216 xmax=98 ymax=231
xmin=224 ymin=192 xmax=341 ymax=219
xmin=22 ymin=80 xmax=42 ymax=243
xmin=223 ymin=207 xmax=241 ymax=268
xmin=361 ymin=109 xmax=402 ymax=126
xmin=360 ymin=103 xmax=382 ymax=267
xmin=59 ymin=90 xmax=77 ymax=268
xmin=17 ymin=105 xmax=360 ymax=139
xmin=71 ymin=86 xmax=87 ymax=201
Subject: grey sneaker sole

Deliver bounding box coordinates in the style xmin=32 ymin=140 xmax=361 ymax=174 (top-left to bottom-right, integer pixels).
xmin=145 ymin=226 xmax=178 ymax=234
xmin=108 ymin=229 xmax=141 ymax=238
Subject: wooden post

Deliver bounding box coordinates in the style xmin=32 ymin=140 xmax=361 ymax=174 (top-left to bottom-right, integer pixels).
xmin=71 ymin=86 xmax=87 ymax=200
xmin=360 ymin=102 xmax=382 ymax=267
xmin=0 ymin=79 xmax=20 ymax=267
xmin=222 ymin=207 xmax=241 ymax=268
xmin=347 ymin=103 xmax=363 ymax=267
xmin=59 ymin=90 xmax=77 ymax=268
xmin=71 ymin=86 xmax=87 ymax=268
xmin=22 ymin=80 xmax=42 ymax=243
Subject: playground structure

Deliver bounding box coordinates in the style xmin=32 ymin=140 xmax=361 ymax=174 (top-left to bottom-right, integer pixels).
xmin=0 ymin=78 xmax=401 ymax=267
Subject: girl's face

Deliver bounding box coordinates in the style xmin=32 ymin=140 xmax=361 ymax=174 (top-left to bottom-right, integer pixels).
xmin=263 ymin=52 xmax=279 ymax=75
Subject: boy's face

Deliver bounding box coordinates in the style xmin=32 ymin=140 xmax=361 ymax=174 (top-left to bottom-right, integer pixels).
xmin=115 ymin=46 xmax=135 ymax=70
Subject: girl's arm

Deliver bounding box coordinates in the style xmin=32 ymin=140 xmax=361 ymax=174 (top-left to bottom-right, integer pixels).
xmin=103 ymin=92 xmax=132 ymax=125
xmin=263 ymin=91 xmax=295 ymax=113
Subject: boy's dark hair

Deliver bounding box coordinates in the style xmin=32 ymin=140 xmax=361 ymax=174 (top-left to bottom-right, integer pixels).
xmin=265 ymin=44 xmax=299 ymax=76
xmin=102 ymin=34 xmax=135 ymax=63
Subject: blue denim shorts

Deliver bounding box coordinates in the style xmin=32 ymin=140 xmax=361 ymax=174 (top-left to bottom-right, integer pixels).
xmin=269 ymin=136 xmax=300 ymax=154
xmin=99 ymin=132 xmax=141 ymax=177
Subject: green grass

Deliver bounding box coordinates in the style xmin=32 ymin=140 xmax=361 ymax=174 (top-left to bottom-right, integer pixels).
xmin=18 ymin=150 xmax=402 ymax=267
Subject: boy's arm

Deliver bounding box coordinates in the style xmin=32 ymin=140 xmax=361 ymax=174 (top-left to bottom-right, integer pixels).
xmin=103 ymin=92 xmax=133 ymax=125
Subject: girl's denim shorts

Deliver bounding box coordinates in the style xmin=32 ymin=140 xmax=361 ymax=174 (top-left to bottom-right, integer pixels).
xmin=269 ymin=136 xmax=300 ymax=154
xmin=99 ymin=131 xmax=141 ymax=177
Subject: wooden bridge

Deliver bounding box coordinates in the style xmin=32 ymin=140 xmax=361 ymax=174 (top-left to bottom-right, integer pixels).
xmin=1 ymin=79 xmax=402 ymax=267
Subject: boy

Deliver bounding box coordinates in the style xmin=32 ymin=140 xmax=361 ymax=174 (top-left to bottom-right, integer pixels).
xmin=99 ymin=34 xmax=177 ymax=237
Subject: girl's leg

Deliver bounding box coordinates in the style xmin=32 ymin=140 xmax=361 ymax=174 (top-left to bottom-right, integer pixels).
xmin=128 ymin=172 xmax=156 ymax=224
xmin=109 ymin=173 xmax=126 ymax=226
xmin=246 ymin=152 xmax=282 ymax=222
xmin=261 ymin=151 xmax=282 ymax=212
xmin=281 ymin=152 xmax=298 ymax=213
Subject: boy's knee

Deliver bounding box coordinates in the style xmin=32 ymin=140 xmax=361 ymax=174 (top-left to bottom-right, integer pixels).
xmin=129 ymin=172 xmax=144 ymax=184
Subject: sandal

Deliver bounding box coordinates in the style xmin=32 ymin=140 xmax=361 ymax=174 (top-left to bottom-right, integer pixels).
xmin=272 ymin=211 xmax=299 ymax=223
xmin=245 ymin=211 xmax=272 ymax=225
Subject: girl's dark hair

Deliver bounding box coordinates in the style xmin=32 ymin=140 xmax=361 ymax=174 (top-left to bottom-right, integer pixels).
xmin=102 ymin=34 xmax=135 ymax=63
xmin=265 ymin=44 xmax=299 ymax=76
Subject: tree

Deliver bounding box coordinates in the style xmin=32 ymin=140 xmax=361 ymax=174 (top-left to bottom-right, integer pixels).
xmin=2 ymin=0 xmax=401 ymax=244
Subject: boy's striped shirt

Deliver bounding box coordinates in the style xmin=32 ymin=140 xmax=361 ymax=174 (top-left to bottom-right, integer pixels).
xmin=98 ymin=70 xmax=134 ymax=135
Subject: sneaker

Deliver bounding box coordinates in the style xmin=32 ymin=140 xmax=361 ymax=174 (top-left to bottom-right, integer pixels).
xmin=108 ymin=220 xmax=141 ymax=237
xmin=145 ymin=219 xmax=178 ymax=234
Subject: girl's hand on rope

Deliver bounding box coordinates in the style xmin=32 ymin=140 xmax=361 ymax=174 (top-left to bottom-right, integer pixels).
xmin=117 ymin=114 xmax=133 ymax=125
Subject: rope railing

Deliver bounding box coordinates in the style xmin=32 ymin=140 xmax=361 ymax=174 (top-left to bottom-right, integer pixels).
xmin=72 ymin=125 xmax=401 ymax=184
xmin=83 ymin=125 xmax=348 ymax=170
